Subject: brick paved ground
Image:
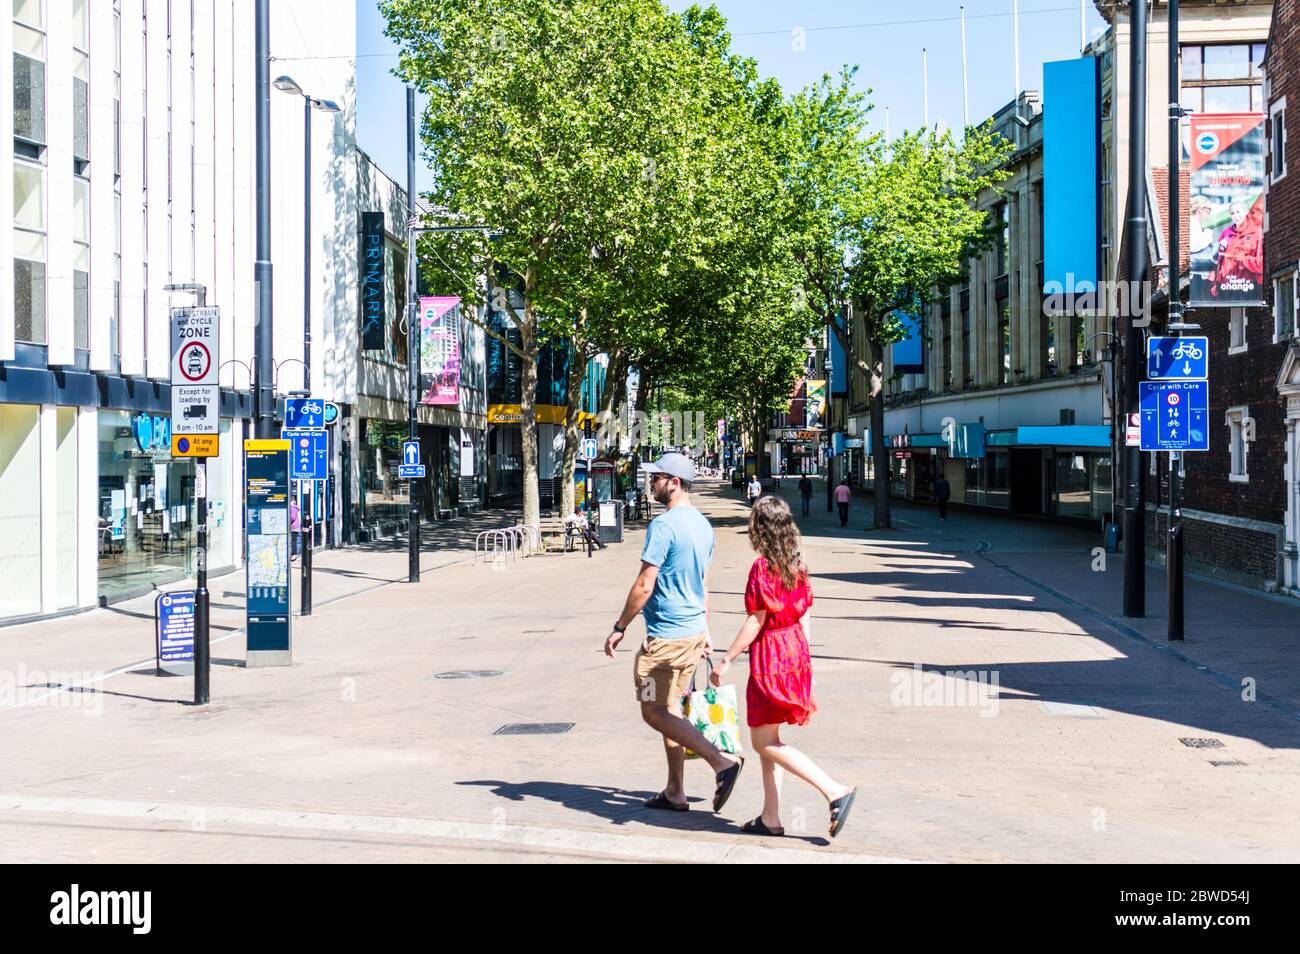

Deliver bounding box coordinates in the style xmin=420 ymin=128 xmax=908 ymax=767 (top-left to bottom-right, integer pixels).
xmin=1 ymin=481 xmax=1297 ymax=863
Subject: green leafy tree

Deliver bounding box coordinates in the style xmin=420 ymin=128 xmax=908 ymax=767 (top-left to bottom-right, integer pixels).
xmin=787 ymin=69 xmax=1010 ymax=527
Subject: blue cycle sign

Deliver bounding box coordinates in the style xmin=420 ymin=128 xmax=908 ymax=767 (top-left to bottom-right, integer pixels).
xmin=1140 ymin=381 xmax=1210 ymax=452
xmin=1147 ymin=336 xmax=1208 ymax=381
xmin=285 ymin=398 xmax=325 ymax=429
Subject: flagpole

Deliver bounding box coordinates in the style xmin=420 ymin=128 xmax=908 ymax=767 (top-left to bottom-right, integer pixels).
xmin=923 ymin=47 xmax=929 ymax=129
xmin=961 ymin=5 xmax=969 ymax=129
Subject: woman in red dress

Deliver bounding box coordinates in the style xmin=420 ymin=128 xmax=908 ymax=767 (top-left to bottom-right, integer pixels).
xmin=711 ymin=495 xmax=856 ymax=838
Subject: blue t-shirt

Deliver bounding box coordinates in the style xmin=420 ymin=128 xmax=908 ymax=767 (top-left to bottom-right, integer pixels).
xmin=640 ymin=504 xmax=715 ymax=639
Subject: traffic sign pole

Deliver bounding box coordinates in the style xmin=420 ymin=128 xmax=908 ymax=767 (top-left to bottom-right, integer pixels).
xmin=195 ymin=458 xmax=210 ymax=704
xmin=166 ymin=284 xmax=213 ymax=705
xmin=302 ymin=480 xmax=313 ymax=617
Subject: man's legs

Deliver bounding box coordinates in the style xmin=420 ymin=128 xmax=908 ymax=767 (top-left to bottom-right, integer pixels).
xmin=801 ymin=494 xmax=810 ymax=517
xmin=641 ymin=703 xmax=737 ymax=783
xmin=939 ymin=499 xmax=947 ymax=519
xmin=838 ymin=502 xmax=848 ymax=526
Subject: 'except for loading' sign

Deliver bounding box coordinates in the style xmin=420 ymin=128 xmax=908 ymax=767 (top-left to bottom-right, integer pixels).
xmin=178 ymin=341 xmax=212 ymax=382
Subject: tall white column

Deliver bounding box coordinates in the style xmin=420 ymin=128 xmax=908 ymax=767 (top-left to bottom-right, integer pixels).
xmin=89 ymin=0 xmax=117 ymax=371
xmin=145 ymin=0 xmax=170 ymax=380
xmin=77 ymin=406 xmax=98 ymax=608
xmin=0 ymin=15 xmax=13 ymax=362
xmin=39 ymin=406 xmax=58 ymax=614
xmin=119 ymin=0 xmax=146 ymax=377
xmin=45 ymin=8 xmax=74 ymax=365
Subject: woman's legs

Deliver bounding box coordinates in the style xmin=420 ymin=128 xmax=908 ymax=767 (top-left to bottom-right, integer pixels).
xmin=750 ymin=723 xmax=850 ymax=805
xmin=759 ymin=751 xmax=783 ymax=828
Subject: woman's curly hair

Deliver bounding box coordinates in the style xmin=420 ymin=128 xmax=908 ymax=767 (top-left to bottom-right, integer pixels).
xmin=747 ymin=495 xmax=806 ymax=591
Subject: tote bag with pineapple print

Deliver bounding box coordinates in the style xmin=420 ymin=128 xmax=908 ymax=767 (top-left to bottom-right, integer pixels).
xmin=681 ymin=659 xmax=743 ymax=760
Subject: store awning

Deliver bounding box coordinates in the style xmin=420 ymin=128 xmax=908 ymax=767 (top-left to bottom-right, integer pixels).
xmin=986 ymin=425 xmax=1111 ymax=448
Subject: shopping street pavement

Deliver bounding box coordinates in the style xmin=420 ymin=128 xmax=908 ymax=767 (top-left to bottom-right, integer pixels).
xmin=1 ymin=481 xmax=1298 ymax=863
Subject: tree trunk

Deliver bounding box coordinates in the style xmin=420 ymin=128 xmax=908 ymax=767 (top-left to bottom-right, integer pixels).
xmin=868 ymin=337 xmax=890 ymax=529
xmin=559 ymin=337 xmax=586 ymax=517
xmin=519 ymin=277 xmax=541 ymax=531
xmin=601 ymin=348 xmax=628 ymax=418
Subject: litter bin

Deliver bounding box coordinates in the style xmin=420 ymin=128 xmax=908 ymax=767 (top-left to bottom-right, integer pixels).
xmin=1104 ymin=520 xmax=1120 ymax=553
xmin=598 ymin=500 xmax=623 ymax=544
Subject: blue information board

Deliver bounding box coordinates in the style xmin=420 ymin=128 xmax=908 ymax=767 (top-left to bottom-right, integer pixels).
xmin=1147 ymin=336 xmax=1209 ymax=381
xmin=1140 ymin=381 xmax=1210 ymax=452
xmin=283 ymin=428 xmax=328 ymax=480
xmin=285 ymin=398 xmax=325 ymax=429
xmin=245 ymin=439 xmax=292 ymax=666
xmin=156 ymin=590 xmax=195 ymax=673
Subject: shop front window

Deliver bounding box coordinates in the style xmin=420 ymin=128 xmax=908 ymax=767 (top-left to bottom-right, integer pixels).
xmin=360 ymin=418 xmax=410 ymax=524
xmin=1056 ymin=453 xmax=1091 ymax=517
xmin=97 ymin=410 xmax=195 ymax=600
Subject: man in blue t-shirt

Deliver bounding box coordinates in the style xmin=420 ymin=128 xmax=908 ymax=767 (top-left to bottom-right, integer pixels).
xmin=604 ymin=454 xmax=744 ymax=814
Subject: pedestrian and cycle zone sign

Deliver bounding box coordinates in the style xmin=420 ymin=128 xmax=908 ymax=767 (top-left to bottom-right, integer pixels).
xmin=1141 ymin=337 xmax=1209 ymax=452
xmin=1140 ymin=382 xmax=1209 ymax=452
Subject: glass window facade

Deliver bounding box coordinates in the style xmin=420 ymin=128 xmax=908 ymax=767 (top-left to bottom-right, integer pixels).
xmin=359 ymin=418 xmax=410 ymax=526
xmin=97 ymin=410 xmax=196 ymax=600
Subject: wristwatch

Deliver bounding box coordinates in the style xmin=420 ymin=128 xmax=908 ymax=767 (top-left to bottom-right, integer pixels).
xmin=612 ymin=621 xmax=627 ymax=633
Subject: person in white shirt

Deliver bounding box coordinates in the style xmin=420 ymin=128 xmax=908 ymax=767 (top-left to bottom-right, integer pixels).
xmin=747 ymin=476 xmax=763 ymax=507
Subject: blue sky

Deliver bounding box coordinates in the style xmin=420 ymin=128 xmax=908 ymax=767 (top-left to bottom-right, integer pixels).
xmin=355 ymin=0 xmax=1109 ymax=195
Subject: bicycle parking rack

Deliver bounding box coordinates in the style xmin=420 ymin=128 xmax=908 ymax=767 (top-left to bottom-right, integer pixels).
xmin=474 ymin=524 xmax=543 ymax=565
xmin=474 ymin=529 xmax=517 ymax=566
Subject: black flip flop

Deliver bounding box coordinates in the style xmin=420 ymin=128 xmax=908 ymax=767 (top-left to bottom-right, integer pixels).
xmin=644 ymin=792 xmax=689 ymax=812
xmin=742 ymin=816 xmax=784 ymax=837
xmin=712 ymin=756 xmax=745 ymax=812
xmin=828 ymin=787 xmax=857 ymax=838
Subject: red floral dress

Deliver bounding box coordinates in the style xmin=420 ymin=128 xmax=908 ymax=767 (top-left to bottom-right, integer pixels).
xmin=743 ymin=557 xmax=816 ymax=727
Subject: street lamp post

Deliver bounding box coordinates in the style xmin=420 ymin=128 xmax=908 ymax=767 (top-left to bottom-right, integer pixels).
xmin=1122 ymin=0 xmax=1149 ymax=618
xmin=253 ymin=1 xmax=274 ymax=440
xmin=273 ymin=75 xmax=339 ymax=618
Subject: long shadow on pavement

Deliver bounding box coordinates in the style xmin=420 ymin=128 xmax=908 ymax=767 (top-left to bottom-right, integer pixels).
xmin=456 ymin=779 xmax=829 ymax=845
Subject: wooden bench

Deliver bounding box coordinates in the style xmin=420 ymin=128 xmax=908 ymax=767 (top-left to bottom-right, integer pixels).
xmin=538 ymin=515 xmax=587 ymax=552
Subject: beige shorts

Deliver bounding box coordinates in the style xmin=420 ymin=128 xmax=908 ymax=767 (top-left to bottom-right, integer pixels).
xmin=633 ymin=632 xmax=708 ymax=708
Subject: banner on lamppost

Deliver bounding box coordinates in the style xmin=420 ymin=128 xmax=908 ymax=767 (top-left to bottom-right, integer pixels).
xmin=806 ymin=380 xmax=827 ymax=428
xmin=1189 ymin=113 xmax=1266 ymax=308
xmin=419 ymin=295 xmax=462 ymax=405
xmin=359 ymin=212 xmax=386 ymax=351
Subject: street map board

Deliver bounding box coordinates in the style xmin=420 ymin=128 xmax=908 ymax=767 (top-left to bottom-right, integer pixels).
xmin=244 ymin=439 xmax=291 ymax=665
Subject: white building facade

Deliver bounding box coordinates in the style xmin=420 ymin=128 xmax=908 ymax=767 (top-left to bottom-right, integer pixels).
xmin=1 ymin=0 xmax=358 ymax=622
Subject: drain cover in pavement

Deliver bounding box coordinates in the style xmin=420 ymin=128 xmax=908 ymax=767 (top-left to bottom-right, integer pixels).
xmin=434 ymin=670 xmax=504 ymax=680
xmin=1209 ymin=760 xmax=1246 ymax=767
xmin=1179 ymin=737 xmax=1225 ymax=749
xmin=492 ymin=722 xmax=574 ymax=736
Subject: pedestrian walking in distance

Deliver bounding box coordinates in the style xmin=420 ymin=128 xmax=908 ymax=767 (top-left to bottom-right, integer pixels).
xmin=712 ymin=495 xmax=856 ymax=838
xmin=936 ymin=474 xmax=951 ymax=520
xmin=605 ymin=453 xmax=744 ymax=814
xmin=747 ymin=474 xmax=762 ymax=507
xmin=834 ymin=478 xmax=851 ymax=527
xmin=798 ymin=474 xmax=813 ymax=517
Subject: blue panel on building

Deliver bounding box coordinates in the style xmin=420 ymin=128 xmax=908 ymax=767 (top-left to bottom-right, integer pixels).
xmin=889 ymin=307 xmax=925 ymax=374
xmin=1043 ymin=57 xmax=1101 ymax=295
xmin=1016 ymin=425 xmax=1111 ymax=447
xmin=830 ymin=315 xmax=847 ymax=396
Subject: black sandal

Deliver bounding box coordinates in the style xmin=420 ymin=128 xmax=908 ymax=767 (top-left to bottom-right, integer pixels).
xmin=742 ymin=816 xmax=784 ymax=837
xmin=828 ymin=787 xmax=857 ymax=838
xmin=712 ymin=756 xmax=745 ymax=812
xmin=644 ymin=792 xmax=689 ymax=812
